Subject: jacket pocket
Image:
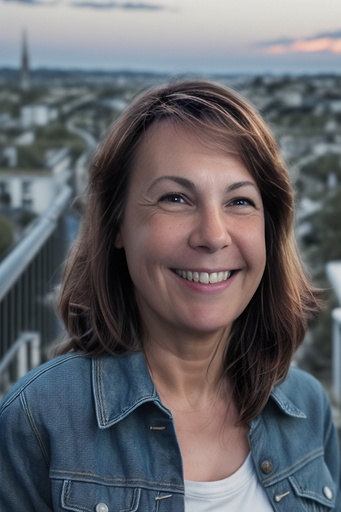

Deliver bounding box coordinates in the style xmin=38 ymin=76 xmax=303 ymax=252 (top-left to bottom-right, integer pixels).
xmin=60 ymin=480 xmax=141 ymax=512
xmin=288 ymin=456 xmax=336 ymax=511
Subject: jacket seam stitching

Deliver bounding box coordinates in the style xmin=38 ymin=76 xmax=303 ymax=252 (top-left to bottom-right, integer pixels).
xmin=0 ymin=354 xmax=83 ymax=413
xmin=261 ymin=447 xmax=324 ymax=485
xmin=50 ymin=469 xmax=184 ymax=491
xmin=20 ymin=391 xmax=50 ymax=467
xmin=289 ymin=475 xmax=335 ymax=505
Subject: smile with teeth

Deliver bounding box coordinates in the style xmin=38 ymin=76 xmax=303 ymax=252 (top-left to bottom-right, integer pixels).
xmin=175 ymin=269 xmax=232 ymax=284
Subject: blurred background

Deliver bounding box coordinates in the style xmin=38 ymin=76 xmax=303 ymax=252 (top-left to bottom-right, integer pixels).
xmin=0 ymin=0 xmax=341 ymax=430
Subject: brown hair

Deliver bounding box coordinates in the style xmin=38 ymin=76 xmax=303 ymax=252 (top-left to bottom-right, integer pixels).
xmin=57 ymin=78 xmax=321 ymax=424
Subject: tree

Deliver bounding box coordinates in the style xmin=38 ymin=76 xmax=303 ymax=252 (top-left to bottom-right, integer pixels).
xmin=0 ymin=214 xmax=14 ymax=259
xmin=314 ymin=186 xmax=341 ymax=262
xmin=301 ymin=153 xmax=341 ymax=183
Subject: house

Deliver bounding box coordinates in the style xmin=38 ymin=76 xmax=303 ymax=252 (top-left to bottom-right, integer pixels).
xmin=0 ymin=147 xmax=71 ymax=215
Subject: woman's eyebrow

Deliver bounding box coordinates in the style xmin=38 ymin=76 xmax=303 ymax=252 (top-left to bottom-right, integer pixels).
xmin=147 ymin=177 xmax=258 ymax=193
xmin=147 ymin=176 xmax=196 ymax=193
xmin=227 ymin=181 xmax=258 ymax=192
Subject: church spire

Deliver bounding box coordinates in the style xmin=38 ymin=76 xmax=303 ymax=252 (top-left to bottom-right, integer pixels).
xmin=20 ymin=30 xmax=30 ymax=91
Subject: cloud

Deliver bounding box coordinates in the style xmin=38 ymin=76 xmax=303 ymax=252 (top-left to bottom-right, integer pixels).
xmin=70 ymin=0 xmax=166 ymax=8
xmin=256 ymin=37 xmax=295 ymax=48
xmin=311 ymin=30 xmax=341 ymax=40
xmin=121 ymin=2 xmax=164 ymax=9
xmin=4 ymin=0 xmax=57 ymax=4
xmin=256 ymin=30 xmax=341 ymax=55
xmin=3 ymin=0 xmax=166 ymax=8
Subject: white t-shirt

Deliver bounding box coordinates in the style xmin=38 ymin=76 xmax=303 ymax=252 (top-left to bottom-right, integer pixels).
xmin=184 ymin=453 xmax=273 ymax=512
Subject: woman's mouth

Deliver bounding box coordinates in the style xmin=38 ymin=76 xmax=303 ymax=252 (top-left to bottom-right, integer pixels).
xmin=174 ymin=270 xmax=233 ymax=284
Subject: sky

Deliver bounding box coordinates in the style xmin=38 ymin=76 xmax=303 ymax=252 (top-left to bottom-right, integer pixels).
xmin=1 ymin=0 xmax=341 ymax=75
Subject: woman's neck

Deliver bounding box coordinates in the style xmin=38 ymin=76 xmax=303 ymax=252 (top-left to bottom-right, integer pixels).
xmin=143 ymin=328 xmax=250 ymax=482
xmin=143 ymin=329 xmax=230 ymax=409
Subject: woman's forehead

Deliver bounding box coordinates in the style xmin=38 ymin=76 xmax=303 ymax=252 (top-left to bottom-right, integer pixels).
xmin=126 ymin=121 xmax=260 ymax=194
xmin=138 ymin=118 xmax=241 ymax=159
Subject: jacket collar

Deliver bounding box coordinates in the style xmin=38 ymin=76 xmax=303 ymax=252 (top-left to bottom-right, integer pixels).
xmin=91 ymin=352 xmax=306 ymax=429
xmin=92 ymin=352 xmax=170 ymax=429
xmin=270 ymin=383 xmax=307 ymax=418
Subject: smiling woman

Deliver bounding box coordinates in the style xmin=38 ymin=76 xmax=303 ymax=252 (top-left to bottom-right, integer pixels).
xmin=0 ymin=79 xmax=340 ymax=511
xmin=114 ymin=122 xmax=266 ymax=348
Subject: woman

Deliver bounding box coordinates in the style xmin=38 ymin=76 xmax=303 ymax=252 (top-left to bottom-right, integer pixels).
xmin=0 ymin=79 xmax=340 ymax=511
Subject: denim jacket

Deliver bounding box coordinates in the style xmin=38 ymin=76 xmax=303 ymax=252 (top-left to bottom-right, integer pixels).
xmin=0 ymin=352 xmax=340 ymax=511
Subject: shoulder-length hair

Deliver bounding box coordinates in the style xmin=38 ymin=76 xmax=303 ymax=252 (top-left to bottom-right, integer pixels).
xmin=57 ymin=78 xmax=321 ymax=424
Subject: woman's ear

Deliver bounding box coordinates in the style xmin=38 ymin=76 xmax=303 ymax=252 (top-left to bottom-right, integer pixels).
xmin=115 ymin=230 xmax=124 ymax=249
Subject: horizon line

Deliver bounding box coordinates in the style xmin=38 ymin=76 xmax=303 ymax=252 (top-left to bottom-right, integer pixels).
xmin=0 ymin=65 xmax=341 ymax=78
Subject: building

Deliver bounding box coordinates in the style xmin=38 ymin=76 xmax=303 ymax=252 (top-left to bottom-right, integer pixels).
xmin=0 ymin=148 xmax=71 ymax=215
xmin=21 ymin=104 xmax=59 ymax=128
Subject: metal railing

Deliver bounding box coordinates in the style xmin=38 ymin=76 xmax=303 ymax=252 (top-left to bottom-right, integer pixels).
xmin=326 ymin=261 xmax=341 ymax=412
xmin=0 ymin=186 xmax=72 ymax=396
xmin=332 ymin=308 xmax=341 ymax=406
xmin=0 ymin=332 xmax=41 ymax=393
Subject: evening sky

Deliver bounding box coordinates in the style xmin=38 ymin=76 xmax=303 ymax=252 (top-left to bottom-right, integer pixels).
xmin=1 ymin=0 xmax=340 ymax=74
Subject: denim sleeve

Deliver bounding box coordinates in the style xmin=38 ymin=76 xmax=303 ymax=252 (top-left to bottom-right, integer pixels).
xmin=0 ymin=390 xmax=53 ymax=511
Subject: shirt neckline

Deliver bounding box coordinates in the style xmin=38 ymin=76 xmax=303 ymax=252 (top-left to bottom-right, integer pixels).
xmin=184 ymin=452 xmax=254 ymax=499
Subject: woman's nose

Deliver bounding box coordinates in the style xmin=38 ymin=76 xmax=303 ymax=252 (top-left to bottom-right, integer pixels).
xmin=188 ymin=206 xmax=231 ymax=252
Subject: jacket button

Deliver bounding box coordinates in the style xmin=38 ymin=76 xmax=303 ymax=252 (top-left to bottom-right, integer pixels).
xmin=96 ymin=504 xmax=109 ymax=512
xmin=323 ymin=486 xmax=333 ymax=500
xmin=260 ymin=460 xmax=273 ymax=474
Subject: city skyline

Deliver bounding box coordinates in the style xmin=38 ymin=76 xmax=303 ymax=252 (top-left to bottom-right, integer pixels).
xmin=1 ymin=0 xmax=341 ymax=75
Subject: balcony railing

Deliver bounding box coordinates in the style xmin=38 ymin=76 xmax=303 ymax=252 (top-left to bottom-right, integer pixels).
xmin=332 ymin=308 xmax=341 ymax=406
xmin=326 ymin=262 xmax=341 ymax=410
xmin=0 ymin=186 xmax=72 ymax=396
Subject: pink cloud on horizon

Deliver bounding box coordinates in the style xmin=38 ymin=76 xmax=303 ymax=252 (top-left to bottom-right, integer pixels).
xmin=266 ymin=37 xmax=341 ymax=55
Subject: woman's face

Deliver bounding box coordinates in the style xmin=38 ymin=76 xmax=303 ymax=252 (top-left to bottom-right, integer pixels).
xmin=115 ymin=122 xmax=266 ymax=342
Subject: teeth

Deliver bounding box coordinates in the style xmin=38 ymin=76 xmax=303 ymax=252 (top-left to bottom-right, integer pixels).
xmin=175 ymin=270 xmax=232 ymax=283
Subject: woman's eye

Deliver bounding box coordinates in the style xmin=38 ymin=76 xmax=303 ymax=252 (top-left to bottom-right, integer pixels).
xmin=159 ymin=193 xmax=187 ymax=204
xmin=230 ymin=197 xmax=254 ymax=207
